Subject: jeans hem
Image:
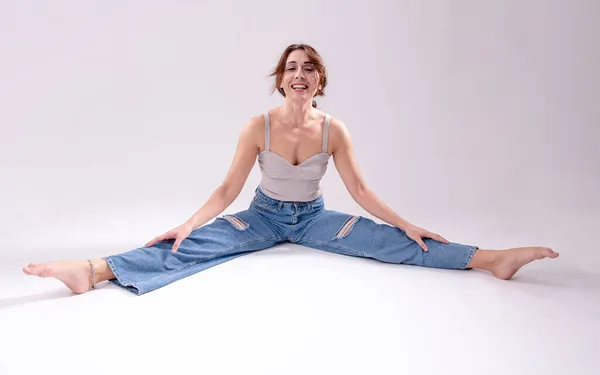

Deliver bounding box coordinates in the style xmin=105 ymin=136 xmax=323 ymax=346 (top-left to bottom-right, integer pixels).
xmin=104 ymin=256 xmax=144 ymax=295
xmin=460 ymin=246 xmax=478 ymax=270
xmin=107 ymin=279 xmax=143 ymax=295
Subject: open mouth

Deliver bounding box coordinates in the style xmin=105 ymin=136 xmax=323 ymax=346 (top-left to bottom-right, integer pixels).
xmin=291 ymin=84 xmax=308 ymax=92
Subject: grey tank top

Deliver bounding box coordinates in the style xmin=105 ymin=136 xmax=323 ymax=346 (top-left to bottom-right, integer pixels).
xmin=257 ymin=112 xmax=332 ymax=202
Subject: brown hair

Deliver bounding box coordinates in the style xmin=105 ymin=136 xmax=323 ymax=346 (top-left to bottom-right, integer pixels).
xmin=268 ymin=44 xmax=328 ymax=108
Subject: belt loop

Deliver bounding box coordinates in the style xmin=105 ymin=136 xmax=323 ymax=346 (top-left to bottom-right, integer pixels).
xmin=277 ymin=201 xmax=283 ymax=210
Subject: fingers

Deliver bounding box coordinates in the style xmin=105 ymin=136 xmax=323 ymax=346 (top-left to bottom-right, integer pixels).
xmin=417 ymin=238 xmax=428 ymax=252
xmin=420 ymin=229 xmax=449 ymax=244
xmin=172 ymin=237 xmax=183 ymax=253
xmin=408 ymin=230 xmax=449 ymax=252
xmin=145 ymin=237 xmax=159 ymax=247
xmin=430 ymin=233 xmax=449 ymax=244
xmin=145 ymin=227 xmax=189 ymax=252
xmin=146 ymin=234 xmax=166 ymax=247
xmin=406 ymin=231 xmax=429 ymax=252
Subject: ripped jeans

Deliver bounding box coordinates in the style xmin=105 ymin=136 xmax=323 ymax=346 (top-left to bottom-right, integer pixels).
xmin=104 ymin=186 xmax=478 ymax=295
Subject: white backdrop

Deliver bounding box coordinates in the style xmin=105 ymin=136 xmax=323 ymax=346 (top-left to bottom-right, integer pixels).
xmin=1 ymin=1 xmax=599 ymax=375
xmin=1 ymin=1 xmax=597 ymax=264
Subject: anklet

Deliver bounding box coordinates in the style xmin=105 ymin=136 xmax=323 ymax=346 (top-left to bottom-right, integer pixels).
xmin=88 ymin=260 xmax=96 ymax=290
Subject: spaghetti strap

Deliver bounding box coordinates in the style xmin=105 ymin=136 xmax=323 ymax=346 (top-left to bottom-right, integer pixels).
xmin=263 ymin=112 xmax=271 ymax=151
xmin=322 ymin=114 xmax=331 ymax=153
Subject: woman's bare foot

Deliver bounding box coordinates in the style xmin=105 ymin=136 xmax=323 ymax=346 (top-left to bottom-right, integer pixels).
xmin=22 ymin=259 xmax=112 ymax=294
xmin=489 ymin=247 xmax=559 ymax=280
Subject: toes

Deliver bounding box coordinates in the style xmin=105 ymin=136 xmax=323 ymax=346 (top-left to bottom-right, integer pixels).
xmin=23 ymin=266 xmax=41 ymax=276
xmin=540 ymin=248 xmax=559 ymax=258
xmin=23 ymin=263 xmax=49 ymax=276
xmin=23 ymin=263 xmax=37 ymax=274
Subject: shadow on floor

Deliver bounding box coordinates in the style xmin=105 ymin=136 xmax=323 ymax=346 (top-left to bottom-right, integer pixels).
xmin=0 ymin=289 xmax=77 ymax=309
xmin=510 ymin=268 xmax=600 ymax=291
xmin=0 ymin=283 xmax=123 ymax=310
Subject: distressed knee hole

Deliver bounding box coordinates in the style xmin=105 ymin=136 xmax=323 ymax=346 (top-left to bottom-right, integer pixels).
xmin=334 ymin=215 xmax=360 ymax=239
xmin=221 ymin=214 xmax=249 ymax=231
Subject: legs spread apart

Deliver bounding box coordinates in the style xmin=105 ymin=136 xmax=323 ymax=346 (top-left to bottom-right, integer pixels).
xmin=24 ymin=209 xmax=284 ymax=295
xmin=293 ymin=209 xmax=558 ymax=278
xmin=23 ymin=207 xmax=559 ymax=295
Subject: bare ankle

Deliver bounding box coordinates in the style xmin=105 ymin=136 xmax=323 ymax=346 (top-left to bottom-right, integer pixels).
xmin=89 ymin=259 xmax=114 ymax=284
xmin=467 ymin=249 xmax=499 ymax=272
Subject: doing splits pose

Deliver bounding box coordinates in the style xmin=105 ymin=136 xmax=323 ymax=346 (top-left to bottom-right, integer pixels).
xmin=23 ymin=44 xmax=559 ymax=295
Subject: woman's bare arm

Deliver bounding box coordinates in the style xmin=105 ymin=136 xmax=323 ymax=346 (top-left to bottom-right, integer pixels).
xmin=329 ymin=117 xmax=412 ymax=231
xmin=184 ymin=116 xmax=262 ymax=230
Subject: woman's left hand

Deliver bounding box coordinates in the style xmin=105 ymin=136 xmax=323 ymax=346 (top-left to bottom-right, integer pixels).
xmin=403 ymin=224 xmax=449 ymax=252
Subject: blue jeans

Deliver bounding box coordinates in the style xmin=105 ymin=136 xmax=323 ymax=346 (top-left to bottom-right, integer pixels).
xmin=104 ymin=186 xmax=478 ymax=295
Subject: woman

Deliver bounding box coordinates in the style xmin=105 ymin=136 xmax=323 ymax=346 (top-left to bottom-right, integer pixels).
xmin=23 ymin=44 xmax=559 ymax=295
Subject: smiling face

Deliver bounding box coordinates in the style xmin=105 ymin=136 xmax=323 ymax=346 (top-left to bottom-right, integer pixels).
xmin=269 ymin=44 xmax=328 ymax=107
xmin=280 ymin=49 xmax=321 ymax=102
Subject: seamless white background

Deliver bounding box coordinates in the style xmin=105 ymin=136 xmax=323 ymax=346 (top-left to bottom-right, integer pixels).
xmin=1 ymin=1 xmax=598 ymax=374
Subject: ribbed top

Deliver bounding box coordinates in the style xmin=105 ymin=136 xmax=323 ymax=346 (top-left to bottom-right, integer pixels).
xmin=257 ymin=112 xmax=332 ymax=202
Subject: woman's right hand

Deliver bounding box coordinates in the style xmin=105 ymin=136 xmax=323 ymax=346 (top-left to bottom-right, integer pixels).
xmin=145 ymin=221 xmax=194 ymax=253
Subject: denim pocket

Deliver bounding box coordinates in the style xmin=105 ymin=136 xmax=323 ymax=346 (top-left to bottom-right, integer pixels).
xmin=251 ymin=195 xmax=278 ymax=213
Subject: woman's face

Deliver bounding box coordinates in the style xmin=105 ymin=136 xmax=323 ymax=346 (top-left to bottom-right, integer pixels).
xmin=280 ymin=49 xmax=321 ymax=102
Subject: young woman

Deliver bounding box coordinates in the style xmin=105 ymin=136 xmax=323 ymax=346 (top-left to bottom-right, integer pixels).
xmin=23 ymin=44 xmax=559 ymax=295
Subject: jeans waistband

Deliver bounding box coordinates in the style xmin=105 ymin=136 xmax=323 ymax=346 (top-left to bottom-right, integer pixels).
xmin=254 ymin=186 xmax=324 ymax=208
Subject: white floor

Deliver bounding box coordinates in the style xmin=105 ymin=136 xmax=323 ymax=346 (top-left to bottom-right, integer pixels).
xmin=1 ymin=1 xmax=597 ymax=373
xmin=1 ymin=229 xmax=599 ymax=375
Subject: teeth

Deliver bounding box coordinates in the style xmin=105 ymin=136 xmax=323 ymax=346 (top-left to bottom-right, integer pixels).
xmin=292 ymin=85 xmax=307 ymax=89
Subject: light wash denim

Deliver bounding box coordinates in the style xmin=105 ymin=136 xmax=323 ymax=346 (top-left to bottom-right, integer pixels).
xmin=104 ymin=186 xmax=478 ymax=295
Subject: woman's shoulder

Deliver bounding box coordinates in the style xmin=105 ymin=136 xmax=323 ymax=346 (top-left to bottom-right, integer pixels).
xmin=257 ymin=106 xmax=332 ymax=122
xmin=243 ymin=107 xmax=346 ymax=131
